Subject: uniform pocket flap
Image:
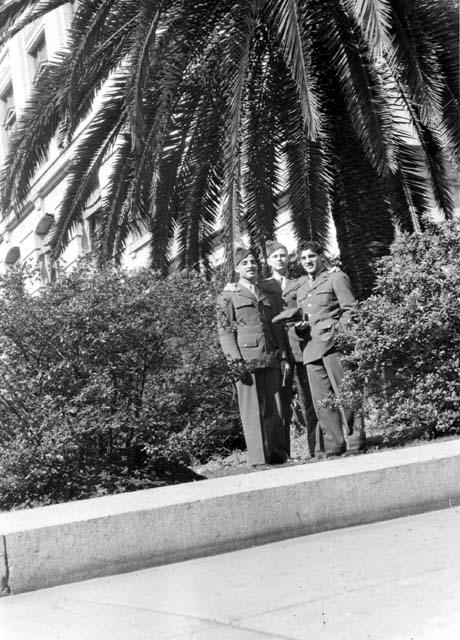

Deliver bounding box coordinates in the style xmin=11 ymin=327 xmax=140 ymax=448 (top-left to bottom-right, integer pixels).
xmin=239 ymin=336 xmax=259 ymax=347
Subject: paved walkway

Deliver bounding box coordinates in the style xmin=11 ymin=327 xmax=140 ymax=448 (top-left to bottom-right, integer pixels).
xmin=1 ymin=507 xmax=460 ymax=640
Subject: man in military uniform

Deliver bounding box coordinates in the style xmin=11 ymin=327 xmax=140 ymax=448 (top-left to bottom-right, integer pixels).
xmin=260 ymin=240 xmax=318 ymax=457
xmin=216 ymin=247 xmax=290 ymax=466
xmin=296 ymin=241 xmax=363 ymax=456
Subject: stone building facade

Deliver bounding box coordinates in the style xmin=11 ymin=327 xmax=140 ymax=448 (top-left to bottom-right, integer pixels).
xmin=0 ymin=4 xmax=153 ymax=290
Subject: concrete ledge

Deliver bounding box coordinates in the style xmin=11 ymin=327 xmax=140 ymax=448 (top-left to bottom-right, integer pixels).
xmin=1 ymin=439 xmax=460 ymax=594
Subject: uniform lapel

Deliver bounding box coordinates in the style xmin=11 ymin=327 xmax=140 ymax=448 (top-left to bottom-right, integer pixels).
xmin=308 ymin=269 xmax=329 ymax=292
xmin=283 ymin=278 xmax=299 ymax=296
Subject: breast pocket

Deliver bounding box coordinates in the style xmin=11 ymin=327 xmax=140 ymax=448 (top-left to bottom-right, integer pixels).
xmin=234 ymin=301 xmax=257 ymax=325
xmin=316 ymin=290 xmax=332 ymax=307
xmin=237 ymin=335 xmax=259 ymax=349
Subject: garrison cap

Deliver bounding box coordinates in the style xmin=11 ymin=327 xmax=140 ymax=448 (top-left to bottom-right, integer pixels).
xmin=234 ymin=246 xmax=252 ymax=265
xmin=266 ymin=240 xmax=287 ymax=257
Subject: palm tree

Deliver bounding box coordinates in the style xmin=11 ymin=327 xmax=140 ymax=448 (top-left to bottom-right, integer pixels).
xmin=0 ymin=0 xmax=458 ymax=295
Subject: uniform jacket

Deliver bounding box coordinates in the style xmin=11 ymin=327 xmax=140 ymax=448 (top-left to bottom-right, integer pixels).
xmin=260 ymin=276 xmax=307 ymax=363
xmin=216 ymin=283 xmax=288 ymax=367
xmin=297 ymin=269 xmax=356 ymax=364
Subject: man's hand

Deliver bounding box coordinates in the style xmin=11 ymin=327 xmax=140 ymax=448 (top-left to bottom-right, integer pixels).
xmin=240 ymin=370 xmax=253 ymax=386
xmin=294 ymin=320 xmax=309 ymax=337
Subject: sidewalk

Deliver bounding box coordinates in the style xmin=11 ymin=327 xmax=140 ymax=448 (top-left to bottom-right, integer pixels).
xmin=2 ymin=507 xmax=460 ymax=640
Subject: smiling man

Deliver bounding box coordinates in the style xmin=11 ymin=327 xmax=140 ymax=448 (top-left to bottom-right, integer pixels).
xmin=260 ymin=240 xmax=319 ymax=457
xmin=216 ymin=247 xmax=290 ymax=466
xmin=296 ymin=241 xmax=365 ymax=456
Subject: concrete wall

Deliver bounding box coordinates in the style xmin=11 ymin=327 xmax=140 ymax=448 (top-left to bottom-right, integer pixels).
xmin=1 ymin=439 xmax=460 ymax=595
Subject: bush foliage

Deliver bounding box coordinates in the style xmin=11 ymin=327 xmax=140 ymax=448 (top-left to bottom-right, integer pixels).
xmin=339 ymin=219 xmax=460 ymax=442
xmin=0 ymin=262 xmax=243 ymax=509
xmin=2 ymin=221 xmax=459 ymax=508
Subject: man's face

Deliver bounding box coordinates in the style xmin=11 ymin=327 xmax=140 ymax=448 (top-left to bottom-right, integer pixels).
xmin=267 ymin=248 xmax=288 ymax=275
xmin=300 ymin=249 xmax=324 ymax=276
xmin=236 ymin=254 xmax=258 ymax=281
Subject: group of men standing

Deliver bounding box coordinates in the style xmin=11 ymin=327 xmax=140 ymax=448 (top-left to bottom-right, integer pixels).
xmin=216 ymin=241 xmax=365 ymax=466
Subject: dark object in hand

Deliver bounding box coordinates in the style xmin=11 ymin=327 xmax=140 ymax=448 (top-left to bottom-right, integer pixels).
xmin=272 ymin=307 xmax=303 ymax=324
xmin=294 ymin=320 xmax=310 ymax=338
xmin=240 ymin=371 xmax=253 ymax=386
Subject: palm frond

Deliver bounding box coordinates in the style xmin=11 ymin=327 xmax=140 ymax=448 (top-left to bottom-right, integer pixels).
xmin=97 ymin=132 xmax=134 ymax=262
xmin=396 ymin=83 xmax=455 ymax=218
xmin=0 ymin=55 xmax=69 ymax=213
xmin=50 ymin=71 xmax=128 ymax=257
xmin=149 ymin=86 xmax=214 ymax=272
xmin=220 ymin=2 xmax=258 ymax=275
xmin=128 ymin=0 xmax=165 ymax=152
xmin=416 ymin=123 xmax=455 ymax=218
xmin=317 ymin=2 xmax=397 ymax=176
xmin=342 ymin=0 xmax=393 ymax=57
xmin=388 ymin=0 xmax=445 ymax=125
xmin=329 ymin=116 xmax=394 ymax=296
xmin=57 ymin=0 xmax=142 ymax=142
xmin=439 ymin=87 xmax=460 ymax=167
xmin=240 ymin=26 xmax=280 ymax=254
xmin=411 ymin=0 xmax=460 ymax=166
xmin=265 ymin=0 xmax=321 ymax=139
xmin=0 ymin=0 xmax=69 ymax=46
xmin=0 ymin=0 xmax=68 ymax=43
xmin=160 ymin=90 xmax=222 ymax=272
xmin=386 ymin=139 xmax=432 ymax=233
xmin=110 ymin=196 xmax=139 ymax=264
xmin=271 ymin=44 xmax=331 ymax=245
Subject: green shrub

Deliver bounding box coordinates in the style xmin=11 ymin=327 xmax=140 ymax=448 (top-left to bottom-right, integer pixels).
xmin=0 ymin=261 xmax=243 ymax=509
xmin=339 ymin=219 xmax=460 ymax=442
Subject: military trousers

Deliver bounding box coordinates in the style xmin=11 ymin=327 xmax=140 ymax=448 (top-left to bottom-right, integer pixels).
xmin=306 ymin=351 xmax=354 ymax=455
xmin=281 ymin=362 xmax=319 ymax=457
xmin=235 ymin=367 xmax=288 ymax=465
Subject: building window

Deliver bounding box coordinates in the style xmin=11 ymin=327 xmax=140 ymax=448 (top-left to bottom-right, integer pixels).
xmin=81 ymin=214 xmax=98 ymax=253
xmin=29 ymin=33 xmax=48 ymax=81
xmin=81 ymin=190 xmax=101 ymax=254
xmin=35 ymin=213 xmax=57 ymax=285
xmin=1 ymin=83 xmax=16 ymax=136
xmin=4 ymin=246 xmax=20 ymax=270
xmin=38 ymin=251 xmax=57 ymax=285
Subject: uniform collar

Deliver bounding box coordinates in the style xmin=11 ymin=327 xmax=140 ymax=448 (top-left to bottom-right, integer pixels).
xmin=236 ymin=282 xmax=267 ymax=302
